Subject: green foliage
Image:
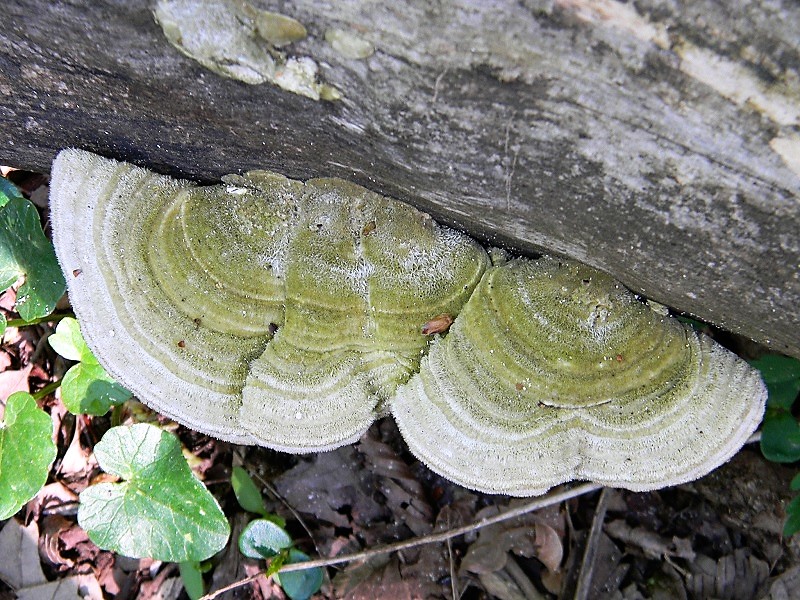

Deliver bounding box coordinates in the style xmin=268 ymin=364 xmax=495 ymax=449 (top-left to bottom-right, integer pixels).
xmin=178 ymin=561 xmax=207 ymax=600
xmin=752 ymin=355 xmax=800 ymax=537
xmin=48 ymin=317 xmax=131 ymax=415
xmin=753 ymin=355 xmax=800 ymax=411
xmin=234 ymin=470 xmax=323 ymax=599
xmin=231 ymin=465 xmax=285 ymax=525
xmin=275 ymin=549 xmax=324 ymax=600
xmin=0 ymin=177 xmax=66 ymax=321
xmin=231 ymin=465 xmax=269 ymax=515
xmin=755 ymin=355 xmax=800 ymax=463
xmin=0 ymin=392 xmax=57 ymax=519
xmin=238 ymin=518 xmax=292 ymax=559
xmin=760 ymin=413 xmax=800 ymax=463
xmin=78 ymin=423 xmax=230 ymax=562
xmin=786 ymin=495 xmax=800 ymax=538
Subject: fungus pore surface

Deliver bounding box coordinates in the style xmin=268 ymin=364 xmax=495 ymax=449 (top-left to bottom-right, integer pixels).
xmin=49 ymin=149 xmax=767 ymax=495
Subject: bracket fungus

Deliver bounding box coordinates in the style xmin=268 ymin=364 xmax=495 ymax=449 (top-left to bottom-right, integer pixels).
xmin=49 ymin=149 xmax=488 ymax=451
xmin=49 ymin=149 xmax=766 ymax=495
xmin=391 ymin=258 xmax=767 ymax=495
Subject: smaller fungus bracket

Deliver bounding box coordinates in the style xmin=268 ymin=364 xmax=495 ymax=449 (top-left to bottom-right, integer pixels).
xmin=391 ymin=257 xmax=767 ymax=496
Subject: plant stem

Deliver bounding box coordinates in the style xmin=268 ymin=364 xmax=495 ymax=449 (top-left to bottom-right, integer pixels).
xmin=33 ymin=380 xmax=61 ymax=400
xmin=6 ymin=312 xmax=74 ymax=328
xmin=199 ymin=482 xmax=603 ymax=600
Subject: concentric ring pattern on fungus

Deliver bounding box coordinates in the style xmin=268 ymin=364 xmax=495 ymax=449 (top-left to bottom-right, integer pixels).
xmin=49 ymin=149 xmax=766 ymax=495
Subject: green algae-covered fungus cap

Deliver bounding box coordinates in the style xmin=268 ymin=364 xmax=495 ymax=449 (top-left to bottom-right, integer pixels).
xmin=391 ymin=258 xmax=767 ymax=495
xmin=49 ymin=149 xmax=488 ymax=451
xmin=49 ymin=149 xmax=766 ymax=494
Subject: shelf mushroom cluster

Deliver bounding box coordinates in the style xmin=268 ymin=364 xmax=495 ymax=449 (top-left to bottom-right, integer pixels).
xmin=49 ymin=149 xmax=766 ymax=496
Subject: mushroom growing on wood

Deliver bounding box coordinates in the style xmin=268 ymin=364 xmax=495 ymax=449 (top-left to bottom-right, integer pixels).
xmin=49 ymin=149 xmax=489 ymax=451
xmin=391 ymin=258 xmax=767 ymax=495
xmin=49 ymin=149 xmax=766 ymax=494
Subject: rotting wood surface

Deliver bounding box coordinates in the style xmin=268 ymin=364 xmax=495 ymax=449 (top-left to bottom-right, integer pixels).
xmin=0 ymin=0 xmax=798 ymax=357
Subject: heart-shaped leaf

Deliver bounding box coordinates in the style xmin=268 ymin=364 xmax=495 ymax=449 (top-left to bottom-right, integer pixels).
xmin=231 ymin=466 xmax=286 ymax=526
xmin=275 ymin=549 xmax=324 ymax=600
xmin=0 ymin=184 xmax=66 ymax=321
xmin=231 ymin=466 xmax=268 ymax=515
xmin=49 ymin=318 xmax=131 ymax=415
xmin=60 ymin=362 xmax=132 ymax=415
xmin=760 ymin=411 xmax=800 ymax=463
xmin=78 ymin=423 xmax=230 ymax=561
xmin=784 ymin=495 xmax=800 ymax=538
xmin=238 ymin=518 xmax=292 ymax=559
xmin=0 ymin=392 xmax=56 ymax=519
xmin=751 ymin=355 xmax=800 ymax=410
xmin=48 ymin=317 xmax=87 ymax=361
xmin=179 ymin=561 xmax=206 ymax=600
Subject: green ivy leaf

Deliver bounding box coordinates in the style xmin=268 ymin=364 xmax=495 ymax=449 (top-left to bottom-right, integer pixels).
xmin=238 ymin=518 xmax=292 ymax=559
xmin=48 ymin=317 xmax=87 ymax=361
xmin=0 ymin=176 xmax=24 ymax=208
xmin=784 ymin=495 xmax=800 ymax=538
xmin=78 ymin=423 xmax=230 ymax=562
xmin=0 ymin=313 xmax=6 ymax=336
xmin=179 ymin=561 xmax=206 ymax=600
xmin=231 ymin=466 xmax=286 ymax=527
xmin=0 ymin=184 xmax=66 ymax=321
xmin=60 ymin=362 xmax=132 ymax=415
xmin=49 ymin=318 xmax=131 ymax=415
xmin=791 ymin=472 xmax=800 ymax=492
xmin=275 ymin=549 xmax=324 ymax=600
xmin=232 ymin=466 xmax=268 ymax=515
xmin=760 ymin=411 xmax=800 ymax=463
xmin=0 ymin=392 xmax=56 ymax=519
xmin=751 ymin=355 xmax=800 ymax=410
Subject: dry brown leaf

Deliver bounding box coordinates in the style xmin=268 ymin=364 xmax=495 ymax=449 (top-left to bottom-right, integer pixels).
xmin=0 ymin=518 xmax=46 ymax=589
xmin=57 ymin=418 xmax=96 ymax=483
xmin=0 ymin=364 xmax=33 ymax=403
xmin=534 ymin=521 xmax=563 ymax=573
xmin=359 ymin=434 xmax=434 ymax=536
xmin=25 ymin=481 xmax=78 ymax=523
xmin=460 ymin=502 xmax=565 ymax=577
xmin=333 ymin=555 xmax=441 ymax=600
xmin=135 ymin=564 xmax=181 ymax=600
xmin=274 ymin=447 xmax=386 ymax=529
xmin=687 ymin=548 xmax=769 ymax=600
xmin=40 ymin=514 xmax=77 ymax=569
xmin=0 ymin=288 xmax=16 ymax=311
xmin=605 ymin=519 xmax=695 ymax=561
xmin=460 ymin=522 xmax=537 ymax=575
xmin=478 ymin=559 xmax=545 ymax=600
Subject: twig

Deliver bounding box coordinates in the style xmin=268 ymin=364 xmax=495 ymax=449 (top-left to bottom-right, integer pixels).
xmin=250 ymin=469 xmax=322 ymax=559
xmin=573 ymin=487 xmax=610 ymax=600
xmin=445 ymin=512 xmax=458 ymax=600
xmin=200 ymin=482 xmax=603 ymax=600
xmin=505 ymin=555 xmax=546 ymax=599
xmin=33 ymin=379 xmax=61 ymax=400
xmin=5 ymin=312 xmax=74 ymax=328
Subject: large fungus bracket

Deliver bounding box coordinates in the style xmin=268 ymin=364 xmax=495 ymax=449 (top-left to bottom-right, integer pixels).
xmin=49 ymin=149 xmax=766 ymax=496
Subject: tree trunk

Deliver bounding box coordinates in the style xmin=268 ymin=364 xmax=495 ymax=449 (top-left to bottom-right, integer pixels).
xmin=1 ymin=0 xmax=798 ymax=357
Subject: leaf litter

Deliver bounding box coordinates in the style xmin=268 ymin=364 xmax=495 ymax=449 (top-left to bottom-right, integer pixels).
xmin=0 ymin=169 xmax=799 ymax=599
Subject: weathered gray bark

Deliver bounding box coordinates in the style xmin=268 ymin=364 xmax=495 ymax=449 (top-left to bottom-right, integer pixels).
xmin=1 ymin=0 xmax=798 ymax=357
